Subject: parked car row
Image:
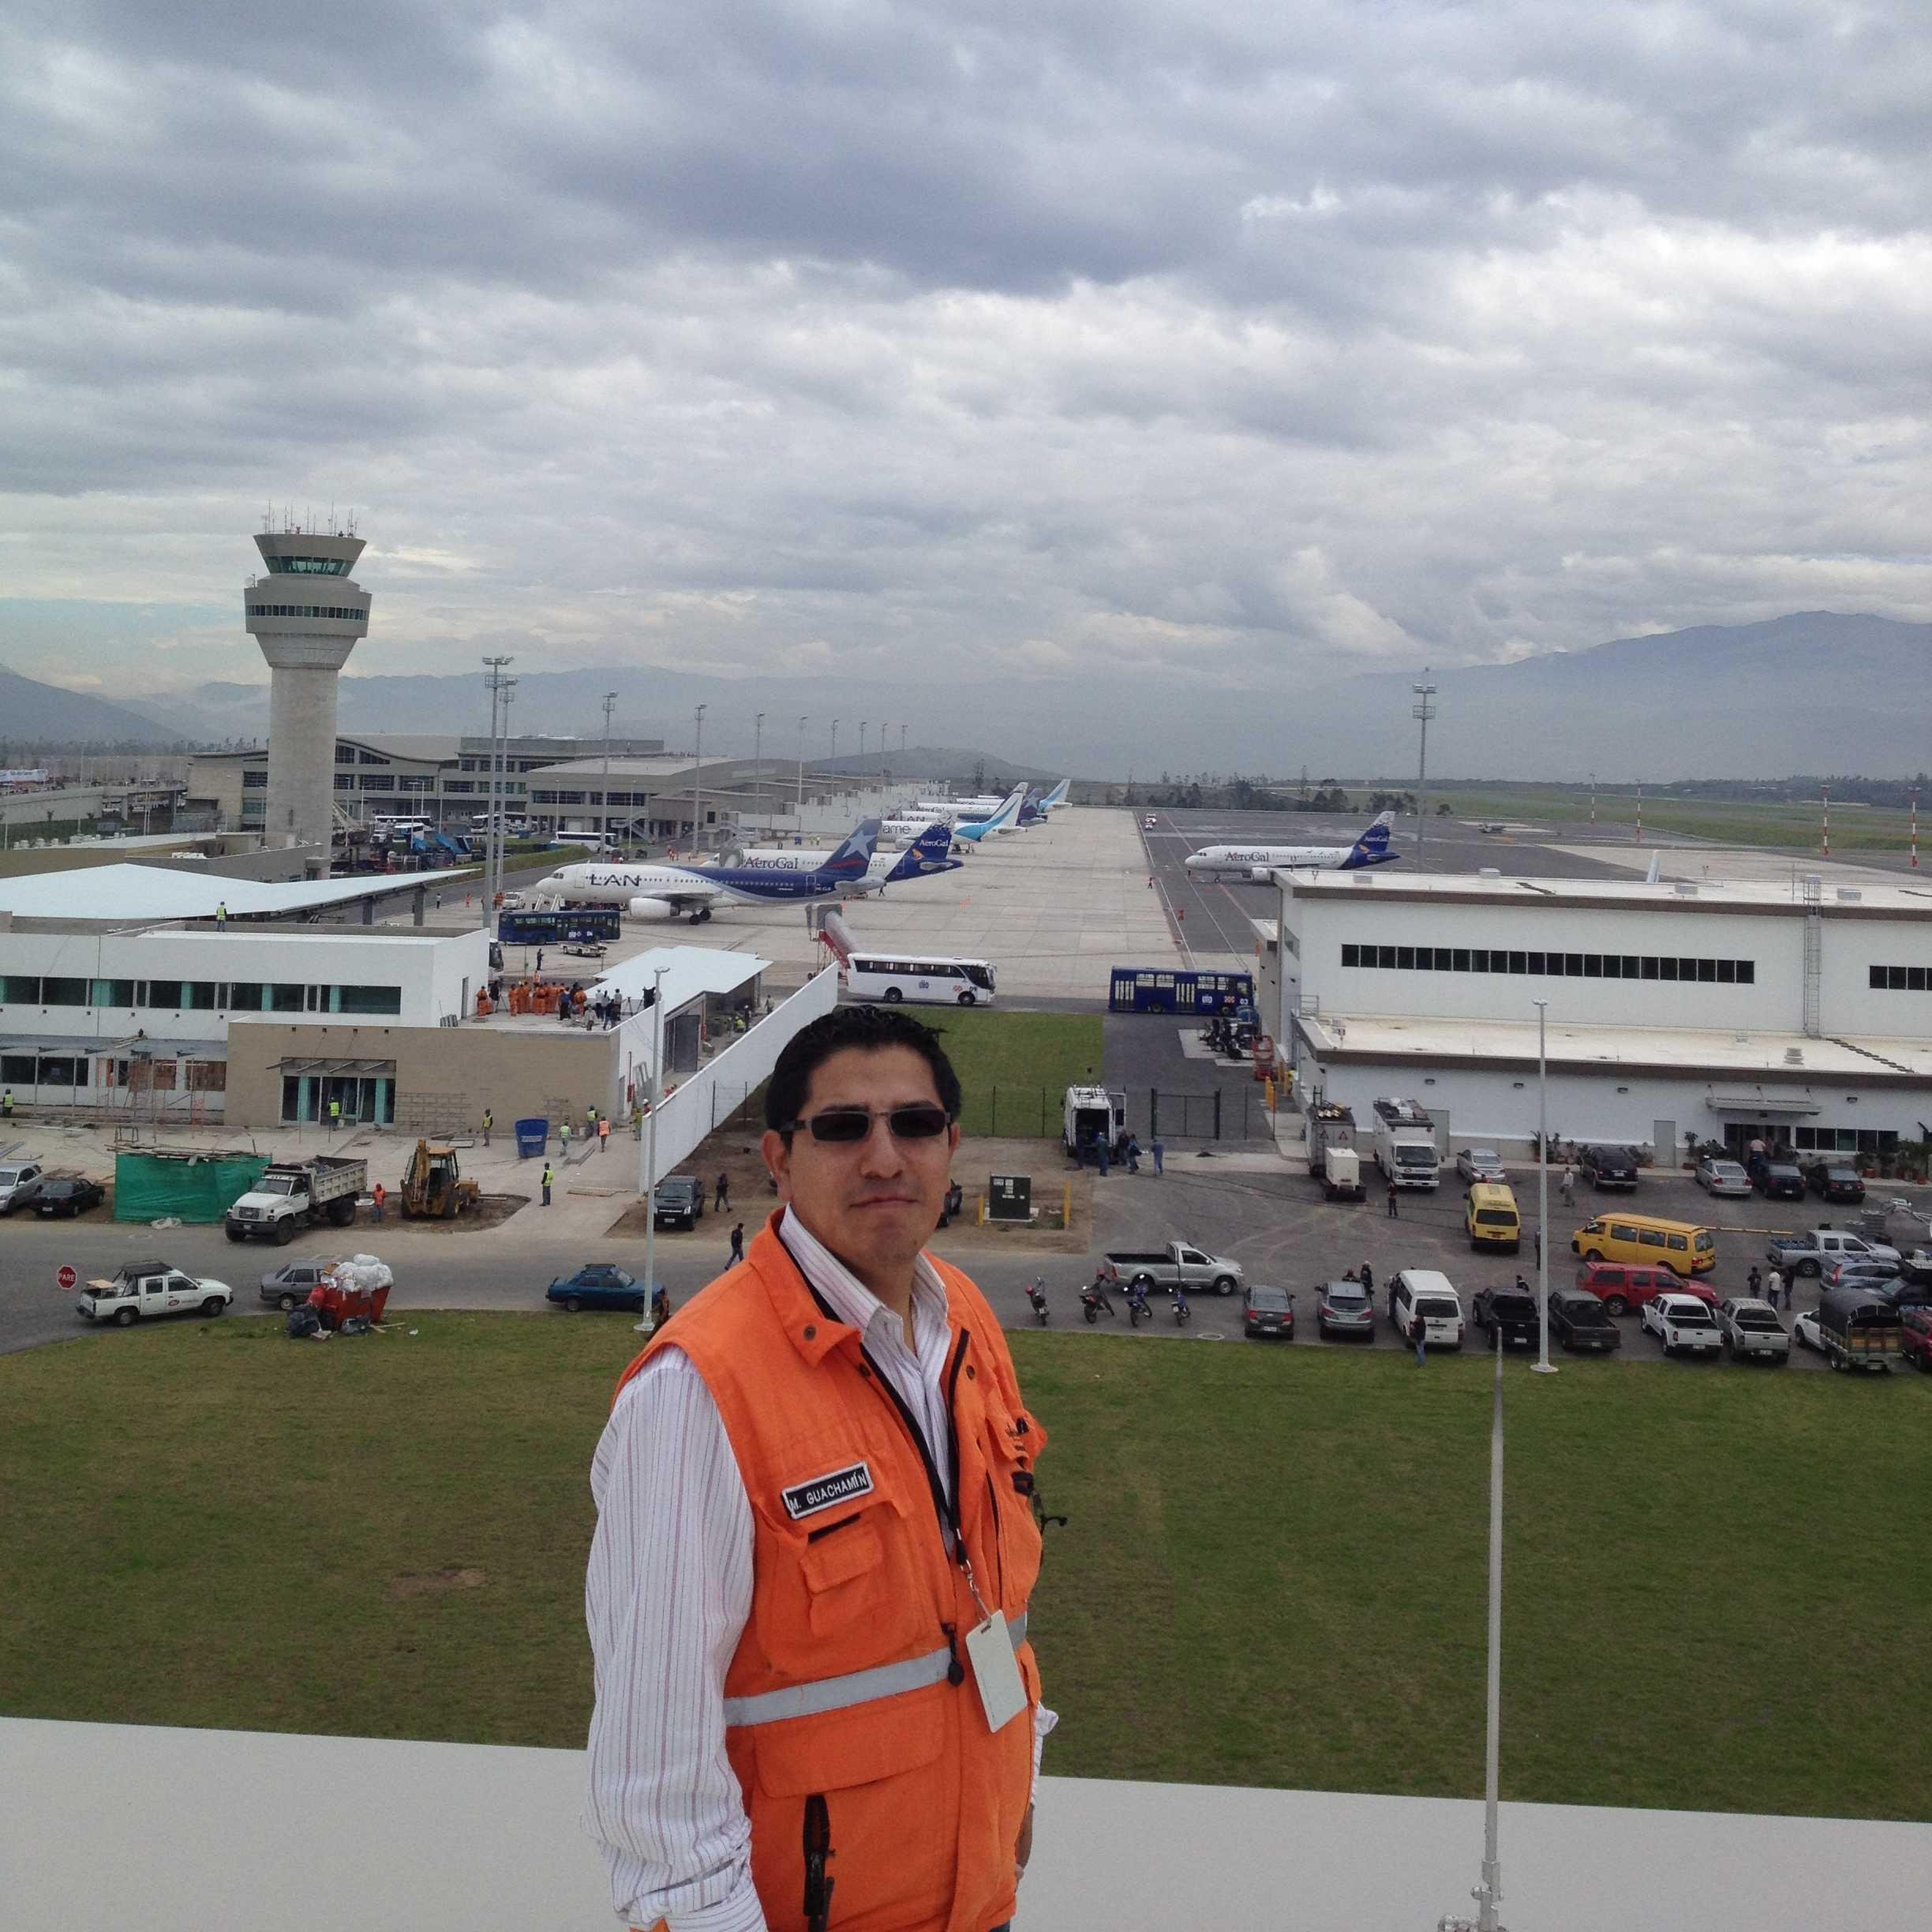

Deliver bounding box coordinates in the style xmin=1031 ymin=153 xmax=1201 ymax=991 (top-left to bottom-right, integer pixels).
xmin=0 ymin=1161 xmax=109 ymax=1219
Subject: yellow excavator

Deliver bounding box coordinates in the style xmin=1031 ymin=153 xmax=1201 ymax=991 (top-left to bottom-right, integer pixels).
xmin=399 ymin=1140 xmax=481 ymax=1219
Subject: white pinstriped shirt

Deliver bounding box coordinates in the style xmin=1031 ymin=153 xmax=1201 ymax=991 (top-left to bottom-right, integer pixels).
xmin=583 ymin=1208 xmax=1054 ymax=1931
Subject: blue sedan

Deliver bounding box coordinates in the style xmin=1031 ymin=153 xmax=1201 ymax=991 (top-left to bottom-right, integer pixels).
xmin=546 ymin=1264 xmax=646 ymax=1312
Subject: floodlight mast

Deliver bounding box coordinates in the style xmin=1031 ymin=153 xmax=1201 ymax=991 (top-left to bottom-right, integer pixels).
xmin=1438 ymin=1327 xmax=1507 ymax=1932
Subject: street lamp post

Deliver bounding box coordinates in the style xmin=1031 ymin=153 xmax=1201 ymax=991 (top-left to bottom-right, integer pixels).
xmin=796 ymin=715 xmax=807 ymax=824
xmin=830 ymin=718 xmax=840 ymax=766
xmin=1412 ymin=671 xmax=1437 ymax=872
xmin=601 ymin=691 xmax=617 ymax=844
xmin=692 ymin=704 xmax=706 ymax=856
xmin=1533 ymin=998 xmax=1557 ymax=1375
xmin=753 ymin=711 xmax=766 ymax=835
xmin=482 ymin=655 xmax=513 ymax=915
xmin=634 ymin=964 xmax=668 ymax=1334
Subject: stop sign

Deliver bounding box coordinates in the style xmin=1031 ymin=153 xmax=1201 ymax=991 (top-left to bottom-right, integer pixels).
xmin=56 ymin=1264 xmax=77 ymax=1290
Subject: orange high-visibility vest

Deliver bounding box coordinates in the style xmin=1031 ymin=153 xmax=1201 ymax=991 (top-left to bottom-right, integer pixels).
xmin=616 ymin=1214 xmax=1046 ymax=1932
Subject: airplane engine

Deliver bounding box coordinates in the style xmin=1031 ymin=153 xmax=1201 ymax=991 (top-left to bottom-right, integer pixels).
xmin=627 ymin=897 xmax=680 ymax=921
xmin=1247 ymin=866 xmax=1272 ymax=883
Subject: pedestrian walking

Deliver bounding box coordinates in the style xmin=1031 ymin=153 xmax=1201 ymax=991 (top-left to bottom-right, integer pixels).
xmin=214 ymin=899 xmax=228 ymax=932
xmin=1359 ymin=1261 xmax=1374 ymax=1299
xmin=597 ymin=1114 xmax=612 ymax=1154
xmin=481 ymin=1107 xmax=492 ymax=1148
xmin=541 ymin=1163 xmax=554 ymax=1206
xmin=371 ymin=1181 xmax=386 ymax=1222
xmin=1414 ymin=1316 xmax=1427 ymax=1366
xmin=328 ymin=1097 xmax=342 ymax=1133
xmin=1096 ymin=1137 xmax=1110 ymax=1179
xmin=729 ymin=1221 xmax=745 ymax=1264
xmin=1125 ymin=1136 xmax=1141 ymax=1174
xmin=536 ymin=949 xmax=545 ymax=974
xmin=1151 ymin=1136 xmax=1164 ymax=1175
xmin=715 ymin=1170 xmax=731 ymax=1212
xmin=1765 ymin=1266 xmax=1784 ymax=1311
xmin=1746 ymin=1264 xmax=1762 ymax=1301
xmin=1386 ymin=1176 xmax=1399 ymax=1217
xmin=560 ymin=1120 xmax=572 ymax=1156
xmin=2 ymin=1088 xmax=12 ymax=1119
xmin=1560 ymin=1163 xmax=1576 ymax=1204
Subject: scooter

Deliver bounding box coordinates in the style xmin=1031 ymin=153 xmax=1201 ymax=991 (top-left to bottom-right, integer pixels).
xmin=1171 ymin=1286 xmax=1192 ymax=1326
xmin=1025 ymin=1277 xmax=1050 ymax=1325
xmin=1079 ymin=1277 xmax=1117 ymax=1325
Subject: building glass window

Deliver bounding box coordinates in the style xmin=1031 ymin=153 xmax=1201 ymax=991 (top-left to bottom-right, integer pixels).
xmin=145 ymin=979 xmax=185 ymax=1008
xmin=2 ymin=1054 xmax=36 ymax=1083
xmin=92 ymin=979 xmax=137 ymax=1007
xmin=269 ymin=983 xmax=305 ymax=1013
xmin=334 ymin=985 xmax=402 ymax=1015
xmin=41 ymin=977 xmax=87 ymax=1005
xmin=228 ymin=983 xmax=266 ymax=1010
xmin=1 ymin=975 xmax=39 ymax=1004
xmin=186 ymin=981 xmax=219 ymax=1009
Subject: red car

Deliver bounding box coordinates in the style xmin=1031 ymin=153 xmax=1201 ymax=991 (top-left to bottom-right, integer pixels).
xmin=1902 ymin=1306 xmax=1932 ymax=1373
xmin=1571 ymin=1260 xmax=1702 ymax=1316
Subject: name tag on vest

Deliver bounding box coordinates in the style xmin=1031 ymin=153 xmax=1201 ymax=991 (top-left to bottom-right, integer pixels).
xmin=782 ymin=1461 xmax=875 ymax=1520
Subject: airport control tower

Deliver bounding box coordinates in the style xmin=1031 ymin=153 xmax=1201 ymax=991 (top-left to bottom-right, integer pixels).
xmin=243 ymin=517 xmax=372 ymax=850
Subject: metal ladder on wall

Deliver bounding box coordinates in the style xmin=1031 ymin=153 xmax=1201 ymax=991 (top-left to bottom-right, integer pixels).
xmin=1801 ymin=874 xmax=1822 ymax=1038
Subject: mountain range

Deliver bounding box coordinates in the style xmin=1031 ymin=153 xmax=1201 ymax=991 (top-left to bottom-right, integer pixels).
xmin=9 ymin=611 xmax=1929 ymax=779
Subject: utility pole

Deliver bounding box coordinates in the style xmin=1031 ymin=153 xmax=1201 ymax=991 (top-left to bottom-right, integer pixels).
xmin=601 ymin=691 xmax=617 ymax=845
xmin=796 ymin=715 xmax=808 ymax=823
xmin=634 ymin=964 xmax=668 ymax=1338
xmin=692 ymin=704 xmax=707 ymax=855
xmin=753 ymin=711 xmax=766 ymax=835
xmin=482 ymin=655 xmax=513 ymax=916
xmin=859 ymin=720 xmax=868 ymax=769
xmin=1412 ymin=671 xmax=1437 ymax=872
xmin=497 ymin=676 xmax=516 ymax=864
xmin=830 ymin=717 xmax=840 ymax=766
xmin=900 ymin=722 xmax=908 ymax=760
xmin=1533 ymin=998 xmax=1556 ymax=1376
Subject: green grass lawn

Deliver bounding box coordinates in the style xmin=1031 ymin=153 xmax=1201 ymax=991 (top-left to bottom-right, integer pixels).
xmin=918 ymin=1007 xmax=1104 ymax=1137
xmin=3 ymin=1319 xmax=1927 ymax=1818
xmin=1439 ymin=784 xmax=1915 ymax=855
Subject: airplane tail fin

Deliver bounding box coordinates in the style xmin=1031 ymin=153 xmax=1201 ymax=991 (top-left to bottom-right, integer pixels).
xmin=912 ymin=822 xmax=955 ymax=862
xmin=1043 ymin=778 xmax=1069 ymax=808
xmin=819 ymin=818 xmax=882 ymax=878
xmin=1645 ymin=852 xmax=1661 ymax=884
xmin=1341 ymin=811 xmax=1399 ymax=870
xmin=1358 ymin=810 xmax=1395 ymax=849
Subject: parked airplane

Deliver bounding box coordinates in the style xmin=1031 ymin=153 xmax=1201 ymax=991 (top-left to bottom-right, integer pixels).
xmin=1040 ymin=779 xmax=1071 ymax=811
xmin=950 ymin=787 xmax=1028 ymax=844
xmin=732 ymin=822 xmax=961 ymax=896
xmin=534 ymin=821 xmax=881 ymax=923
xmin=1182 ymin=811 xmax=1399 ymax=882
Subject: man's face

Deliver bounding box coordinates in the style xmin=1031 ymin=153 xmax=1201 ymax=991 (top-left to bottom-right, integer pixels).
xmin=762 ymin=1045 xmax=959 ymax=1294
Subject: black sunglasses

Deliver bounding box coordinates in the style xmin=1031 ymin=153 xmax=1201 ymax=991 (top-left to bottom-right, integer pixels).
xmin=784 ymin=1105 xmax=954 ymax=1144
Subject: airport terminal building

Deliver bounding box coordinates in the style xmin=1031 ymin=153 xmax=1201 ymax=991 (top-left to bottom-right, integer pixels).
xmin=1264 ymin=871 xmax=1932 ymax=1165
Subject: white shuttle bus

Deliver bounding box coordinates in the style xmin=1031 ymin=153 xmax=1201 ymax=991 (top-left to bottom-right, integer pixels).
xmin=846 ymin=953 xmax=996 ymax=1006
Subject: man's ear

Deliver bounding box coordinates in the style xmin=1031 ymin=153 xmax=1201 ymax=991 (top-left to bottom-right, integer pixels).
xmin=947 ymin=1121 xmax=961 ymax=1158
xmin=761 ymin=1128 xmax=794 ymax=1202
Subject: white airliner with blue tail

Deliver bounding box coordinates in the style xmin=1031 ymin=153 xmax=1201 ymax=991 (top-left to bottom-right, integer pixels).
xmin=949 ymin=787 xmax=1028 ymax=844
xmin=1183 ymin=810 xmax=1399 ymax=882
xmin=730 ymin=822 xmax=962 ymax=896
xmin=534 ymin=820 xmax=881 ymax=923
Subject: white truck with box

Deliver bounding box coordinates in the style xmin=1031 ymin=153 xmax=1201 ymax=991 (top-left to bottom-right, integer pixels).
xmin=1307 ymin=1103 xmax=1364 ymax=1200
xmin=1062 ymin=1085 xmax=1127 ymax=1162
xmin=1372 ymin=1098 xmax=1440 ymax=1190
xmin=225 ymin=1155 xmax=368 ymax=1245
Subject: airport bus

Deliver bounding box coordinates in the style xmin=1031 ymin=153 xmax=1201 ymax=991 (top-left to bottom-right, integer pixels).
xmin=846 ymin=954 xmax=996 ymax=1006
xmin=499 ymin=908 xmax=623 ymax=946
xmin=1107 ymin=967 xmax=1254 ymax=1015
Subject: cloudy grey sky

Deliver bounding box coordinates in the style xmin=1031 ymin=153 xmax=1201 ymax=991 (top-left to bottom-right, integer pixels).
xmin=3 ymin=0 xmax=1928 ymax=734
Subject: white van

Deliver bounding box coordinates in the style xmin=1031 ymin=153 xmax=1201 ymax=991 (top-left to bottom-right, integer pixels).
xmin=1391 ymin=1269 xmax=1465 ymax=1350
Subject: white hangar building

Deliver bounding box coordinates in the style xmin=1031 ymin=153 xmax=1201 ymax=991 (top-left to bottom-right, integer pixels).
xmin=1260 ymin=871 xmax=1932 ymax=1169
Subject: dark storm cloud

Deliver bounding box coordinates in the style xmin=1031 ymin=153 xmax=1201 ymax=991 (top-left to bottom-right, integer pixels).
xmin=2 ymin=1 xmax=1928 ymax=747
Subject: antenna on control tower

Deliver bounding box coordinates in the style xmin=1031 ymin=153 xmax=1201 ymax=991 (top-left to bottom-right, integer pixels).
xmin=1437 ymin=1329 xmax=1508 ymax=1932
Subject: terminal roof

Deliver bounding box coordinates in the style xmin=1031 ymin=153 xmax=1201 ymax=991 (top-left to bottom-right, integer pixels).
xmin=0 ymin=863 xmax=465 ymax=925
xmin=589 ymin=944 xmax=769 ymax=1014
xmin=1283 ymin=871 xmax=1932 ymax=917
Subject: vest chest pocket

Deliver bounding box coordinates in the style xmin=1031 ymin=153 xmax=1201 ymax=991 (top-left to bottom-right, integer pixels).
xmin=799 ymin=1513 xmax=888 ymax=1637
xmin=974 ymin=1399 xmax=1046 ymax=1615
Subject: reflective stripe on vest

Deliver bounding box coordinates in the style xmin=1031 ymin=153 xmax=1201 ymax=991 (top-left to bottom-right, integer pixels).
xmin=723 ymin=1612 xmax=1028 ymax=1729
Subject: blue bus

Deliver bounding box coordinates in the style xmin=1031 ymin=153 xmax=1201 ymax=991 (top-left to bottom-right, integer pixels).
xmin=499 ymin=908 xmax=623 ymax=946
xmin=1108 ymin=967 xmax=1255 ymax=1015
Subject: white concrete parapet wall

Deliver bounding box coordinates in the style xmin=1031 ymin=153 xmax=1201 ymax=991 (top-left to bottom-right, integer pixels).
xmin=5 ymin=1717 xmax=1927 ymax=1932
xmin=642 ymin=964 xmax=839 ymax=1178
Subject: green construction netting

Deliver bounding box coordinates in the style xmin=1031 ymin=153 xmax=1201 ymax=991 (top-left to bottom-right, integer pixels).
xmin=113 ymin=1153 xmax=269 ymax=1224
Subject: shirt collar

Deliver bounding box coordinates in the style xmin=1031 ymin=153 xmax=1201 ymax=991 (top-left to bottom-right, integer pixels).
xmin=779 ymin=1205 xmax=949 ymax=1344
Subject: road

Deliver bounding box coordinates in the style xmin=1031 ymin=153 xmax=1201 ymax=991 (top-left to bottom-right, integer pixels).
xmin=4 ymin=1164 xmax=1893 ymax=1372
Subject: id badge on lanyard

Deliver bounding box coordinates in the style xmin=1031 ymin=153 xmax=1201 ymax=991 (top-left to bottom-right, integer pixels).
xmin=962 ymin=1611 xmax=1028 ymax=1734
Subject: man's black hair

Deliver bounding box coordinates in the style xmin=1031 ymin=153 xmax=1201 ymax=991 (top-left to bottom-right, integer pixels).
xmin=765 ymin=1003 xmax=964 ymax=1135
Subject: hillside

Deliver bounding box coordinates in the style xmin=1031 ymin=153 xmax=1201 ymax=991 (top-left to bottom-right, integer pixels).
xmin=0 ymin=664 xmax=185 ymax=748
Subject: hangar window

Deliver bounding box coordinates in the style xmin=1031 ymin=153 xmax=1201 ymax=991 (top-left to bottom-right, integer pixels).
xmin=1717 ymin=960 xmax=1735 ymax=983
xmin=1870 ymin=964 xmax=1928 ymax=990
xmin=1396 ymin=946 xmax=1415 ymax=970
xmin=1452 ymin=948 xmax=1470 ymax=972
xmin=1379 ymin=945 xmax=1396 ymax=968
xmin=1508 ymin=950 xmax=1527 ymax=974
xmin=1737 ymin=961 xmax=1754 ymax=984
xmin=1583 ymin=954 xmax=1602 ymax=978
xmin=1342 ymin=945 xmax=1359 ymax=967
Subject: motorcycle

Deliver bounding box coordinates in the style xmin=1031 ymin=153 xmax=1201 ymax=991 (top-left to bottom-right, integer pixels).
xmin=1171 ymin=1286 xmax=1192 ymax=1326
xmin=1025 ymin=1276 xmax=1050 ymax=1325
xmin=1126 ymin=1285 xmax=1152 ymax=1327
xmin=1079 ymin=1278 xmax=1117 ymax=1325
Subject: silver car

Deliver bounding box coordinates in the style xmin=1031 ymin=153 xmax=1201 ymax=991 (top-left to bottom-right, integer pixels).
xmin=0 ymin=1161 xmax=47 ymax=1215
xmin=1455 ymin=1146 xmax=1507 ymax=1184
xmin=1694 ymin=1156 xmax=1752 ymax=1197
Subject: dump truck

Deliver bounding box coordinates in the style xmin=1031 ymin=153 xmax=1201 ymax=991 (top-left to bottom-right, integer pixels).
xmin=224 ymin=1155 xmax=367 ymax=1245
xmin=401 ymin=1140 xmax=481 ymax=1219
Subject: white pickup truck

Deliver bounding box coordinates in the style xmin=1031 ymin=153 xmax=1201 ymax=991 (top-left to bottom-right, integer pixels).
xmin=1717 ymin=1297 xmax=1792 ymax=1363
xmin=1763 ymin=1227 xmax=1899 ymax=1279
xmin=78 ymin=1261 xmax=233 ymax=1327
xmin=1102 ymin=1241 xmax=1245 ymax=1296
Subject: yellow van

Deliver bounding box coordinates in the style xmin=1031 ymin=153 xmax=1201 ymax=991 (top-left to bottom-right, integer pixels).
xmin=1466 ymin=1181 xmax=1522 ymax=1252
xmin=1570 ymin=1212 xmax=1716 ymax=1277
